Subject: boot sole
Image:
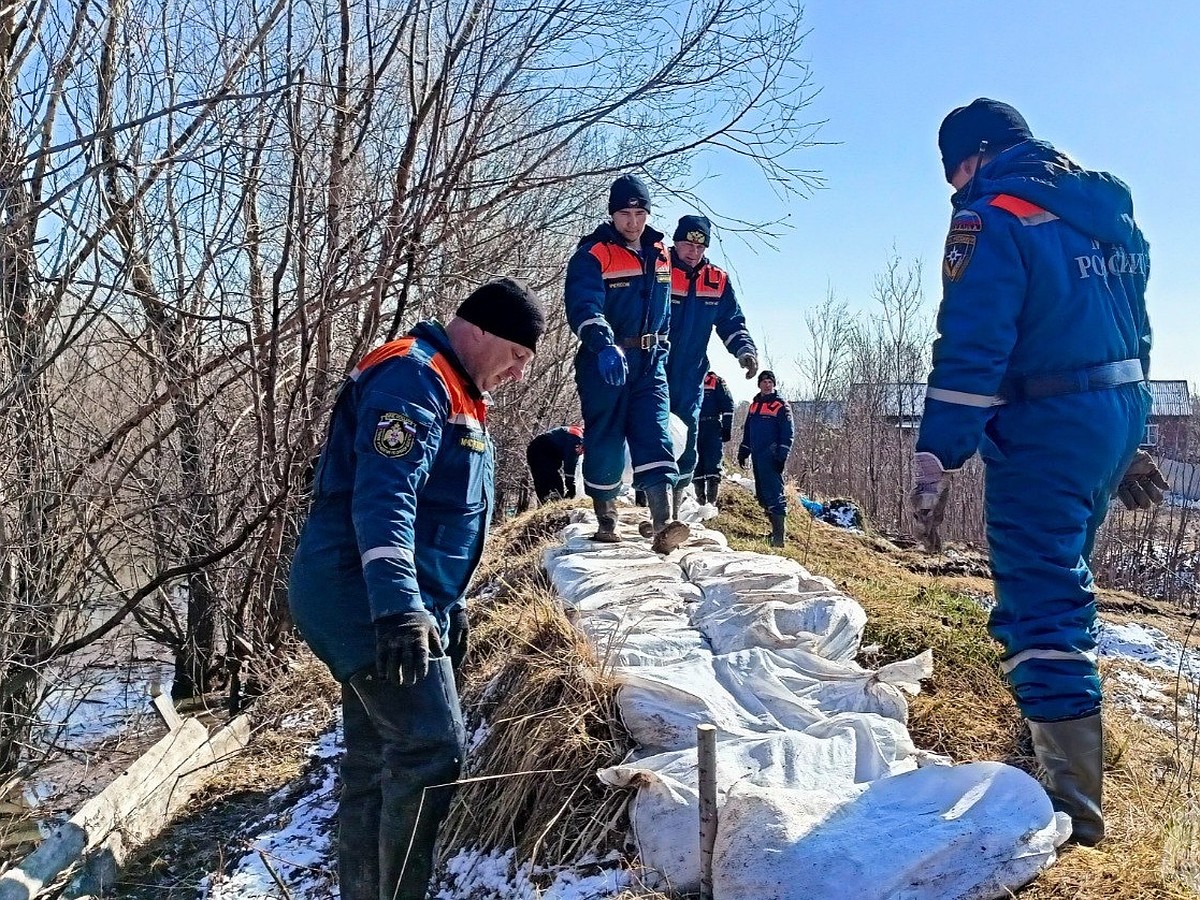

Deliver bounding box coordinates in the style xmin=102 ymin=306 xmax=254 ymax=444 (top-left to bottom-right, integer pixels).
xmin=651 ymin=521 xmax=690 ymax=554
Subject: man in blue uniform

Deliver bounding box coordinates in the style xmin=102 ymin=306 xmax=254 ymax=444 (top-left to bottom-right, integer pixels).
xmin=738 ymin=370 xmax=793 ymax=547
xmin=526 ymin=424 xmax=584 ymax=503
xmin=694 ymin=371 xmax=734 ymax=507
xmin=289 ymin=279 xmax=545 ymax=899
xmin=565 ymin=175 xmax=688 ymax=553
xmin=909 ymin=99 xmax=1167 ymax=845
xmin=667 ymin=215 xmax=758 ymax=513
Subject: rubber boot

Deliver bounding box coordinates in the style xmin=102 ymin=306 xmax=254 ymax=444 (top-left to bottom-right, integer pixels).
xmin=708 ymin=479 xmax=720 ymax=509
xmin=672 ymin=484 xmax=686 ymax=519
xmin=1028 ymin=714 xmax=1105 ymax=845
xmin=694 ymin=479 xmax=708 ymax=506
xmin=645 ymin=484 xmax=689 ymax=554
xmin=591 ymin=498 xmax=621 ymax=543
xmin=769 ymin=513 xmax=786 ymax=548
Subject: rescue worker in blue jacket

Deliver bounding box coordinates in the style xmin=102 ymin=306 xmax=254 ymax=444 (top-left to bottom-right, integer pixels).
xmin=565 ymin=174 xmax=688 ymax=553
xmin=527 ymin=424 xmax=584 ymax=503
xmin=289 ymin=279 xmax=545 ymax=900
xmin=695 ymin=371 xmax=734 ymax=507
xmin=738 ymin=370 xmax=793 ymax=546
xmin=909 ymin=99 xmax=1167 ymax=846
xmin=667 ymin=215 xmax=758 ymax=512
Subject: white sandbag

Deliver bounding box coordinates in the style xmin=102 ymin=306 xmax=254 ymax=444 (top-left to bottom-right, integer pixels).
xmin=564 ymin=582 xmax=701 ymax=614
xmin=711 ymin=647 xmax=925 ymax=729
xmin=693 ymin=590 xmax=867 ymax=662
xmin=597 ymin=724 xmax=918 ymax=894
xmin=578 ymin=608 xmax=708 ymax=669
xmin=681 ymin=550 xmax=837 ymax=594
xmin=614 ymin=654 xmax=778 ymax=751
xmin=712 ymin=761 xmax=1068 ymax=900
xmin=545 ymin=549 xmax=684 ymax=607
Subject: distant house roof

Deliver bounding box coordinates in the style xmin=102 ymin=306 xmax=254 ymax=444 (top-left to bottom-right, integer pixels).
xmin=792 ymin=400 xmax=845 ymax=426
xmin=1149 ymin=380 xmax=1192 ymax=417
xmin=848 ymin=382 xmax=925 ymax=421
xmin=844 ymin=379 xmax=1192 ymax=421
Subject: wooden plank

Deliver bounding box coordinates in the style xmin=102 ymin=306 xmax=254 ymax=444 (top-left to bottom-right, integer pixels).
xmin=0 ymin=713 xmax=252 ymax=900
xmin=150 ymin=691 xmax=183 ymax=733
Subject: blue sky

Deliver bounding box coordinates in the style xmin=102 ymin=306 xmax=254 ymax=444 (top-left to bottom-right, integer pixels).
xmin=661 ymin=1 xmax=1200 ymax=403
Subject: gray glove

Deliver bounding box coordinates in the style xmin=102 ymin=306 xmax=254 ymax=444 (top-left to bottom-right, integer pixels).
xmin=1116 ymin=450 xmax=1169 ymax=510
xmin=908 ymin=451 xmax=952 ymax=552
xmin=738 ymin=353 xmax=758 ymax=380
xmin=375 ymin=611 xmax=444 ymax=685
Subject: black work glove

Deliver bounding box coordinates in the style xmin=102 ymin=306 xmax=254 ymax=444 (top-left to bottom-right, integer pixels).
xmin=737 ymin=448 xmax=749 ymax=468
xmin=375 ymin=611 xmax=444 ymax=686
xmin=772 ymin=446 xmax=788 ymax=473
xmin=720 ymin=421 xmax=732 ymax=443
xmin=448 ymin=606 xmax=469 ymax=671
xmin=1116 ymin=449 xmax=1169 ymax=510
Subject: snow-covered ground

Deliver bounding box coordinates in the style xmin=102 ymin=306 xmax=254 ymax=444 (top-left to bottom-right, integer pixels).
xmin=1098 ymin=620 xmax=1200 ymax=731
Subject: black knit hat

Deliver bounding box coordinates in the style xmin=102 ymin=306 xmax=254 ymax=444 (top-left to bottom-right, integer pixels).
xmin=455 ymin=277 xmax=546 ymax=352
xmin=608 ymin=174 xmax=651 ymax=213
xmin=673 ymin=214 xmax=711 ymax=246
xmin=938 ymin=98 xmax=1033 ymax=180
xmin=758 ymin=369 xmax=776 ymax=387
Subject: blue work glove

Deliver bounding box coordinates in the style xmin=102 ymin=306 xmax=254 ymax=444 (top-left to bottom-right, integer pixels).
xmin=447 ymin=606 xmax=469 ymax=671
xmin=375 ymin=611 xmax=444 ymax=685
xmin=908 ymin=451 xmax=952 ymax=552
xmin=596 ymin=345 xmax=627 ymax=386
xmin=738 ymin=353 xmax=758 ymax=380
xmin=1116 ymin=450 xmax=1169 ymax=510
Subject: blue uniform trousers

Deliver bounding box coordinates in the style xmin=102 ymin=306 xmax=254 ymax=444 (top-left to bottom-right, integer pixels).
xmin=983 ymin=383 xmax=1149 ymax=722
xmin=695 ymin=418 xmax=724 ymax=480
xmin=338 ymin=661 xmax=466 ymax=900
xmin=577 ymin=346 xmax=677 ymax=500
xmin=670 ymin=379 xmax=705 ymax=489
xmin=751 ymin=451 xmax=786 ymax=516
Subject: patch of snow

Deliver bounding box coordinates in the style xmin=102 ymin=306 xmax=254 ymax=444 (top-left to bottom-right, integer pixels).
xmin=434 ymin=847 xmax=635 ymax=899
xmin=1096 ymin=621 xmax=1200 ymax=677
xmin=202 ymin=728 xmax=342 ymax=900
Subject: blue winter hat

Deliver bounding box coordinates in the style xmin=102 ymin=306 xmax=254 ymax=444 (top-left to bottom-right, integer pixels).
xmin=673 ymin=214 xmax=711 ymax=246
xmin=938 ymin=98 xmax=1033 ymax=180
xmin=608 ymin=174 xmax=651 ymax=213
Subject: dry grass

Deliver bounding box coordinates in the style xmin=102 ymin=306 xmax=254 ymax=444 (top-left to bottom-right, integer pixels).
xmin=441 ymin=499 xmax=637 ymax=874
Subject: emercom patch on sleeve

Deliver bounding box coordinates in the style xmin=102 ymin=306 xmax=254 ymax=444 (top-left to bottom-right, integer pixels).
xmin=374 ymin=412 xmax=420 ymax=458
xmin=943 ymin=209 xmax=983 ymax=282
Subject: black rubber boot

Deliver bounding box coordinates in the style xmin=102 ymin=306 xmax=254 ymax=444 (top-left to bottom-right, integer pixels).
xmin=694 ymin=479 xmax=709 ymax=506
xmin=708 ymin=479 xmax=720 ymax=508
xmin=591 ymin=498 xmax=621 ymax=543
xmin=645 ymin=484 xmax=689 ymax=554
xmin=672 ymin=484 xmax=686 ymax=519
xmin=769 ymin=513 xmax=786 ymax=548
xmin=1028 ymin=713 xmax=1105 ymax=845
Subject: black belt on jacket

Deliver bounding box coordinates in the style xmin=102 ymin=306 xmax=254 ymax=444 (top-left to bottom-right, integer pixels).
xmin=617 ymin=333 xmax=669 ymax=350
xmin=1000 ymin=358 xmax=1145 ymax=402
